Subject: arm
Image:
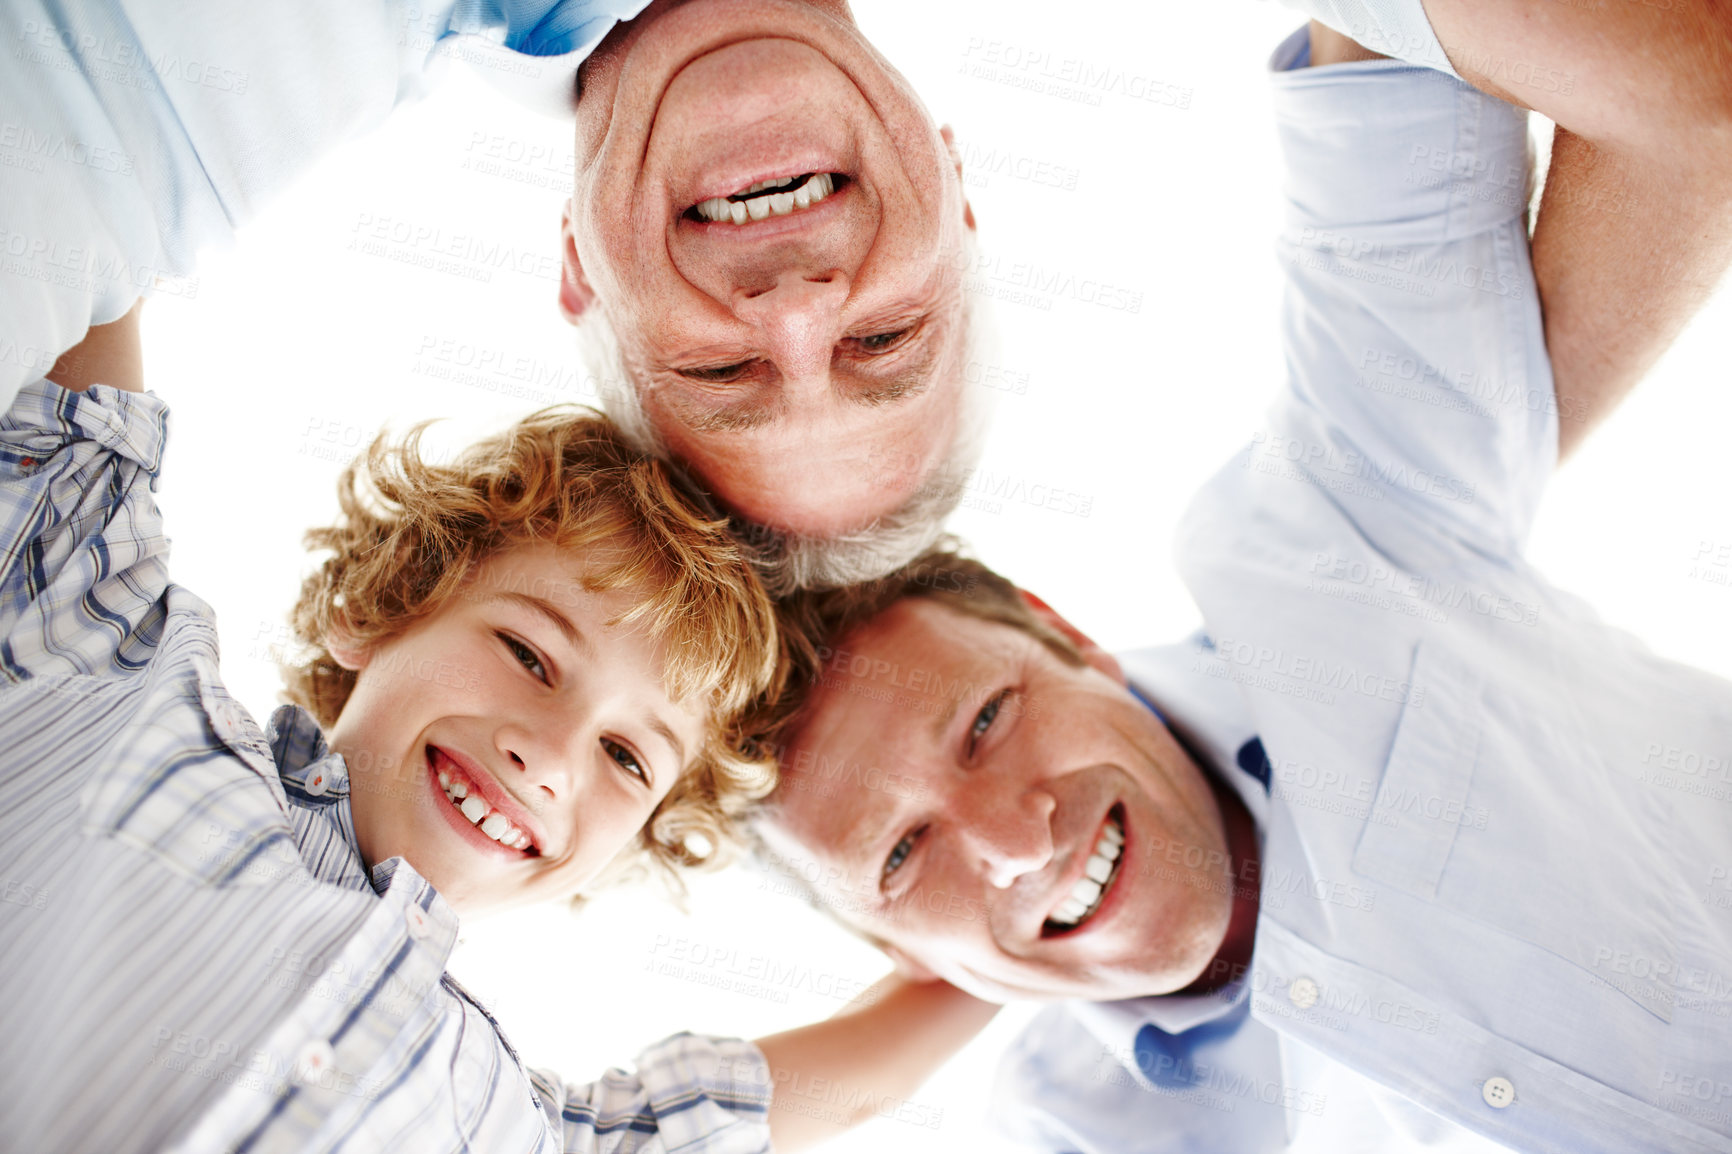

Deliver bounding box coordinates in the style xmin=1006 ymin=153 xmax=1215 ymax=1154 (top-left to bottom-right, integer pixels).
xmin=1420 ymin=0 xmax=1732 ymax=457
xmin=755 ymin=975 xmax=999 ymax=1152
xmin=45 ymin=301 xmax=144 ymax=394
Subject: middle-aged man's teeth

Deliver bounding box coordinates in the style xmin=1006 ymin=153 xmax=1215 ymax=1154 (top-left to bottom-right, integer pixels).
xmin=438 ymin=766 xmax=532 ymax=851
xmin=693 ymin=173 xmax=835 ymax=224
xmin=1047 ymin=815 xmax=1125 ymax=929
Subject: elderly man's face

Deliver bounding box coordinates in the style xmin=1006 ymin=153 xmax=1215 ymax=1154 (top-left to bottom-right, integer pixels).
xmin=759 ymin=599 xmax=1238 ymax=1002
xmin=562 ymin=0 xmax=975 ymax=536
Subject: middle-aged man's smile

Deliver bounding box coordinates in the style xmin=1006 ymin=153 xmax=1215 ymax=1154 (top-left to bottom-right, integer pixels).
xmin=760 ymin=597 xmax=1262 ymax=1004
xmin=561 ymin=0 xmax=976 ymax=539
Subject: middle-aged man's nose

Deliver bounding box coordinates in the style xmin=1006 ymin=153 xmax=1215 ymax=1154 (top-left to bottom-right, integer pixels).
xmin=957 ymin=785 xmax=1057 ymax=889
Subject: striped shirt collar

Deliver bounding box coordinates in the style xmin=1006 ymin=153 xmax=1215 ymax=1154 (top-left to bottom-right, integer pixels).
xmin=266 ymin=704 xmax=377 ymax=896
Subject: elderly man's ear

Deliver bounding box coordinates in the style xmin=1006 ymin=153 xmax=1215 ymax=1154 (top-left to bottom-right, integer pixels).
xmin=558 ymin=201 xmax=596 ymax=325
xmin=1020 ymin=590 xmax=1126 ymax=685
xmin=940 ymin=124 xmax=977 ymax=232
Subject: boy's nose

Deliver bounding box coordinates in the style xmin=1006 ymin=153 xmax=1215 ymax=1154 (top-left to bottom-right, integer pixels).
xmin=496 ymin=724 xmax=581 ymax=807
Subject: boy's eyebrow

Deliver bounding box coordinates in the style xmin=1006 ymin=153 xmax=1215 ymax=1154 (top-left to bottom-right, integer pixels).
xmin=645 ymin=714 xmax=688 ymax=769
xmin=487 ymin=592 xmax=594 ymax=658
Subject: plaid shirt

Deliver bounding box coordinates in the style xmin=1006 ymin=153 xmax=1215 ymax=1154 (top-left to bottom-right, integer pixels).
xmin=0 ymin=379 xmax=772 ymax=1154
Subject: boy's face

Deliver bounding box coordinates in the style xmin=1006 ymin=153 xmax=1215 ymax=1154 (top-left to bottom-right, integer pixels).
xmin=325 ymin=544 xmax=707 ymax=916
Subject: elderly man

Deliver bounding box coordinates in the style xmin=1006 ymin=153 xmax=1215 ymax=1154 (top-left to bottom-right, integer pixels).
xmin=4 ymin=1 xmax=1729 ymax=590
xmin=0 ymin=0 xmax=981 ymax=589
xmin=752 ymin=18 xmax=1732 ymax=1154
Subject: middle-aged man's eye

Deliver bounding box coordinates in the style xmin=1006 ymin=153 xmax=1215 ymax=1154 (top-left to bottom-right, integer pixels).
xmin=968 ymin=689 xmax=1010 ymax=755
xmin=677 ymin=360 xmax=754 ymax=383
xmin=882 ymin=825 xmax=926 ymax=883
xmin=603 ymin=739 xmax=650 ymax=786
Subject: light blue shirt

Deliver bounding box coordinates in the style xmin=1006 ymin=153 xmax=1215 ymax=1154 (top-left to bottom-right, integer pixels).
xmin=992 ymin=29 xmax=1732 ymax=1154
xmin=0 ymin=0 xmax=646 ymax=407
xmin=0 ymin=379 xmax=772 ymax=1152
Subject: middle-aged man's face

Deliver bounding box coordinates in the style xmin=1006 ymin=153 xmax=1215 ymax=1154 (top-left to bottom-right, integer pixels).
xmin=560 ymin=0 xmax=976 ymax=536
xmin=759 ymin=598 xmax=1238 ymax=1003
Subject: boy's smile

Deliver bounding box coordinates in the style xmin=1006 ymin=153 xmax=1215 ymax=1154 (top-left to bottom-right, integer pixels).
xmin=325 ymin=544 xmax=708 ymax=915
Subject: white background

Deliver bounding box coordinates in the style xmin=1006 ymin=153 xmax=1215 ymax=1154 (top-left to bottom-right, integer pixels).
xmin=142 ymin=0 xmax=1732 ymax=1149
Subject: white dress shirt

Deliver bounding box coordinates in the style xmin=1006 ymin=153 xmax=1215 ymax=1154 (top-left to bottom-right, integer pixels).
xmin=992 ymin=28 xmax=1732 ymax=1154
xmin=0 ymin=0 xmax=646 ymax=407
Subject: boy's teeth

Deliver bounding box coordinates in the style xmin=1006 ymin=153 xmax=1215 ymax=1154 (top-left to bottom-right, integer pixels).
xmin=693 ymin=173 xmax=836 ymax=224
xmin=1046 ymin=814 xmax=1125 ymax=929
xmin=438 ymin=761 xmax=533 ymax=851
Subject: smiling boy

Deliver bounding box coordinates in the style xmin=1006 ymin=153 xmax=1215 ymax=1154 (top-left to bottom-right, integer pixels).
xmin=0 ymin=309 xmax=995 ymax=1154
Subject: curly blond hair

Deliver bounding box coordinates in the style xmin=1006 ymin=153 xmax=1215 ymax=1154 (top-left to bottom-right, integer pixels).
xmin=283 ymin=407 xmax=781 ymax=898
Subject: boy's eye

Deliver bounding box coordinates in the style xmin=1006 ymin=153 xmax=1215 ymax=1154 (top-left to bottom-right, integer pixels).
xmin=605 ymin=739 xmax=650 ymax=786
xmin=968 ymin=690 xmax=1009 ymax=755
xmin=499 ymin=633 xmax=548 ymax=682
xmin=883 ymin=825 xmax=926 ymax=884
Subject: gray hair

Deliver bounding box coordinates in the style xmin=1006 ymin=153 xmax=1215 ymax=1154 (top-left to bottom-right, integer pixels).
xmin=576 ymin=265 xmax=999 ymax=597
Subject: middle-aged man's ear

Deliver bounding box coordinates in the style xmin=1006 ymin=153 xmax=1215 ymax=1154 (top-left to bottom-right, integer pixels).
xmin=557 ymin=200 xmax=597 ymax=325
xmin=939 ymin=124 xmax=978 ymax=233
xmin=1019 ymin=590 xmax=1126 ymax=685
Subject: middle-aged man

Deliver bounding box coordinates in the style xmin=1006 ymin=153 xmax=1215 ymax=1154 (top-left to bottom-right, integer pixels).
xmin=4 ymin=0 xmax=1730 ymax=591
xmin=753 ymin=20 xmax=1732 ymax=1154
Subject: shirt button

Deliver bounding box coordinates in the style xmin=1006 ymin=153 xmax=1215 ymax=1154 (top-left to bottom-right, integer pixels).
xmin=1289 ymin=976 xmax=1319 ymax=1010
xmin=1482 ymin=1076 xmax=1515 ymax=1109
xmin=304 ymin=767 xmax=329 ymax=797
xmin=405 ymin=905 xmax=431 ymax=940
xmin=295 ymin=1040 xmax=336 ymax=1086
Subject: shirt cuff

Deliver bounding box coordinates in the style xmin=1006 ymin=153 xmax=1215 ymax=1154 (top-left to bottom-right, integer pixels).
xmin=636 ymin=1034 xmax=773 ymax=1151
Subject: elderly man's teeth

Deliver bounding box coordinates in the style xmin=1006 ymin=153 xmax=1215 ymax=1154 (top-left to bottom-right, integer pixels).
xmin=693 ymin=173 xmax=835 ymax=224
xmin=1047 ymin=815 xmax=1126 ymax=929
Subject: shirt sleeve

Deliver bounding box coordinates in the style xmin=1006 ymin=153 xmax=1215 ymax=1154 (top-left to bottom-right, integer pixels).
xmin=0 ymin=381 xmax=171 ymax=682
xmin=1264 ymin=0 xmax=1459 ymax=76
xmin=530 ymin=1034 xmax=772 ymax=1154
xmin=1262 ymin=35 xmax=1556 ymax=563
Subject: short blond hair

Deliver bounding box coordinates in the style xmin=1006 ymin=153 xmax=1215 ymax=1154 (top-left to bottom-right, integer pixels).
xmin=284 ymin=407 xmax=782 ymax=895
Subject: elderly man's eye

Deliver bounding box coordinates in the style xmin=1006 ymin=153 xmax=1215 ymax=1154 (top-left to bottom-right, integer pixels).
xmin=853 ymin=328 xmax=914 ymax=354
xmin=883 ymin=825 xmax=926 ymax=883
xmin=677 ymin=360 xmax=754 ymax=383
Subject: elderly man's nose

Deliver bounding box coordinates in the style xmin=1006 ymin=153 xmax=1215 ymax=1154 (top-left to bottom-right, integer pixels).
xmin=733 ymin=269 xmax=847 ymax=321
xmin=958 ymin=787 xmax=1057 ymax=889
